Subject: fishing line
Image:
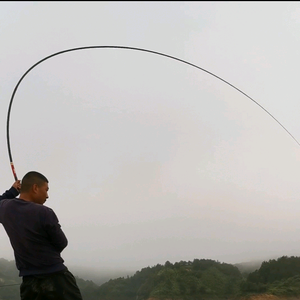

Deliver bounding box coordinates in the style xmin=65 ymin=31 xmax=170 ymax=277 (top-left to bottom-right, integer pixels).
xmin=6 ymin=45 xmax=300 ymax=181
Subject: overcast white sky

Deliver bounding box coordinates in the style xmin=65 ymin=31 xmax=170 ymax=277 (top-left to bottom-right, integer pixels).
xmin=1 ymin=1 xmax=300 ymax=275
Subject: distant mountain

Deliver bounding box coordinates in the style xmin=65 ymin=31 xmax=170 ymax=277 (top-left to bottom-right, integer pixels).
xmin=234 ymin=259 xmax=263 ymax=275
xmin=69 ymin=264 xmax=135 ymax=285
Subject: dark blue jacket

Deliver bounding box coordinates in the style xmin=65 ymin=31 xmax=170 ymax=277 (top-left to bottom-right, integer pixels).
xmin=0 ymin=188 xmax=67 ymax=276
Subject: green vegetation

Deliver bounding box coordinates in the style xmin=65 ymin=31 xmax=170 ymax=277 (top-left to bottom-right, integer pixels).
xmin=241 ymin=256 xmax=300 ymax=297
xmin=2 ymin=256 xmax=300 ymax=300
xmin=96 ymin=259 xmax=243 ymax=300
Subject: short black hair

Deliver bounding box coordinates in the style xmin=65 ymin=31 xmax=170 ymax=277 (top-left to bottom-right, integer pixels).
xmin=20 ymin=171 xmax=48 ymax=193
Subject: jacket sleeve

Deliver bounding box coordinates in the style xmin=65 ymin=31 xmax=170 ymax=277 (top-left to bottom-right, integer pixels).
xmin=42 ymin=207 xmax=68 ymax=252
xmin=0 ymin=187 xmax=19 ymax=201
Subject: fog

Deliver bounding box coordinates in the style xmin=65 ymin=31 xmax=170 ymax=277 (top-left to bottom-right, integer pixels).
xmin=1 ymin=1 xmax=300 ymax=279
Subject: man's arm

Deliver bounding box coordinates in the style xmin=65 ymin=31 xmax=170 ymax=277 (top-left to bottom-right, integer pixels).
xmin=0 ymin=181 xmax=21 ymax=201
xmin=43 ymin=207 xmax=68 ymax=252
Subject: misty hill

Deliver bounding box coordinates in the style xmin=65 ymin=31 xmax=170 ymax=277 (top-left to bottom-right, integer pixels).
xmin=234 ymin=260 xmax=263 ymax=277
xmin=69 ymin=264 xmax=134 ymax=285
xmin=95 ymin=259 xmax=244 ymax=300
xmin=2 ymin=256 xmax=300 ymax=300
xmin=241 ymin=256 xmax=300 ymax=296
xmin=91 ymin=256 xmax=300 ymax=300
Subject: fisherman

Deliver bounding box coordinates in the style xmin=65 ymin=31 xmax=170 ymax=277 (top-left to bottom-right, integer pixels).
xmin=0 ymin=171 xmax=83 ymax=300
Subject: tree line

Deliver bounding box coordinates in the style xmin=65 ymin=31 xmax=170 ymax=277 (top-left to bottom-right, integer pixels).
xmin=1 ymin=256 xmax=300 ymax=300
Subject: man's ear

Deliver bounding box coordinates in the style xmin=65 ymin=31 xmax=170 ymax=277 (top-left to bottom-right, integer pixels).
xmin=32 ymin=183 xmax=39 ymax=194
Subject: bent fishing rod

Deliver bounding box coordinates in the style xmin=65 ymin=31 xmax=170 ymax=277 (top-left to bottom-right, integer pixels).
xmin=6 ymin=45 xmax=300 ymax=181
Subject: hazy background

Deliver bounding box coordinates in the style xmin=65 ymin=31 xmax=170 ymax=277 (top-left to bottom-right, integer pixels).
xmin=1 ymin=1 xmax=300 ymax=281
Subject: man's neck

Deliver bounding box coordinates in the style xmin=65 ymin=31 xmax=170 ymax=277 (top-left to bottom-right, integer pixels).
xmin=19 ymin=194 xmax=33 ymax=202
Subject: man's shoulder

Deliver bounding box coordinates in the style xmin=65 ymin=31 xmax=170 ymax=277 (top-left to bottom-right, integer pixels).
xmin=0 ymin=197 xmax=18 ymax=206
xmin=24 ymin=202 xmax=56 ymax=216
xmin=0 ymin=200 xmax=57 ymax=216
xmin=39 ymin=204 xmax=56 ymax=216
xmin=42 ymin=204 xmax=54 ymax=211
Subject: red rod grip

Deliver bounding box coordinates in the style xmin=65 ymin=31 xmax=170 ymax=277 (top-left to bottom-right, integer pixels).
xmin=10 ymin=162 xmax=18 ymax=181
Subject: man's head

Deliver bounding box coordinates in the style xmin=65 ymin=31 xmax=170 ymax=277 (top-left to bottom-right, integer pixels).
xmin=20 ymin=171 xmax=49 ymax=205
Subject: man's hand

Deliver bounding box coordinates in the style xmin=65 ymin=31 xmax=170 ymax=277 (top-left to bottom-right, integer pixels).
xmin=12 ymin=180 xmax=21 ymax=192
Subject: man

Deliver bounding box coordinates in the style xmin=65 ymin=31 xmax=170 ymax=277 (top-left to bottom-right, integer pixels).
xmin=0 ymin=171 xmax=83 ymax=300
